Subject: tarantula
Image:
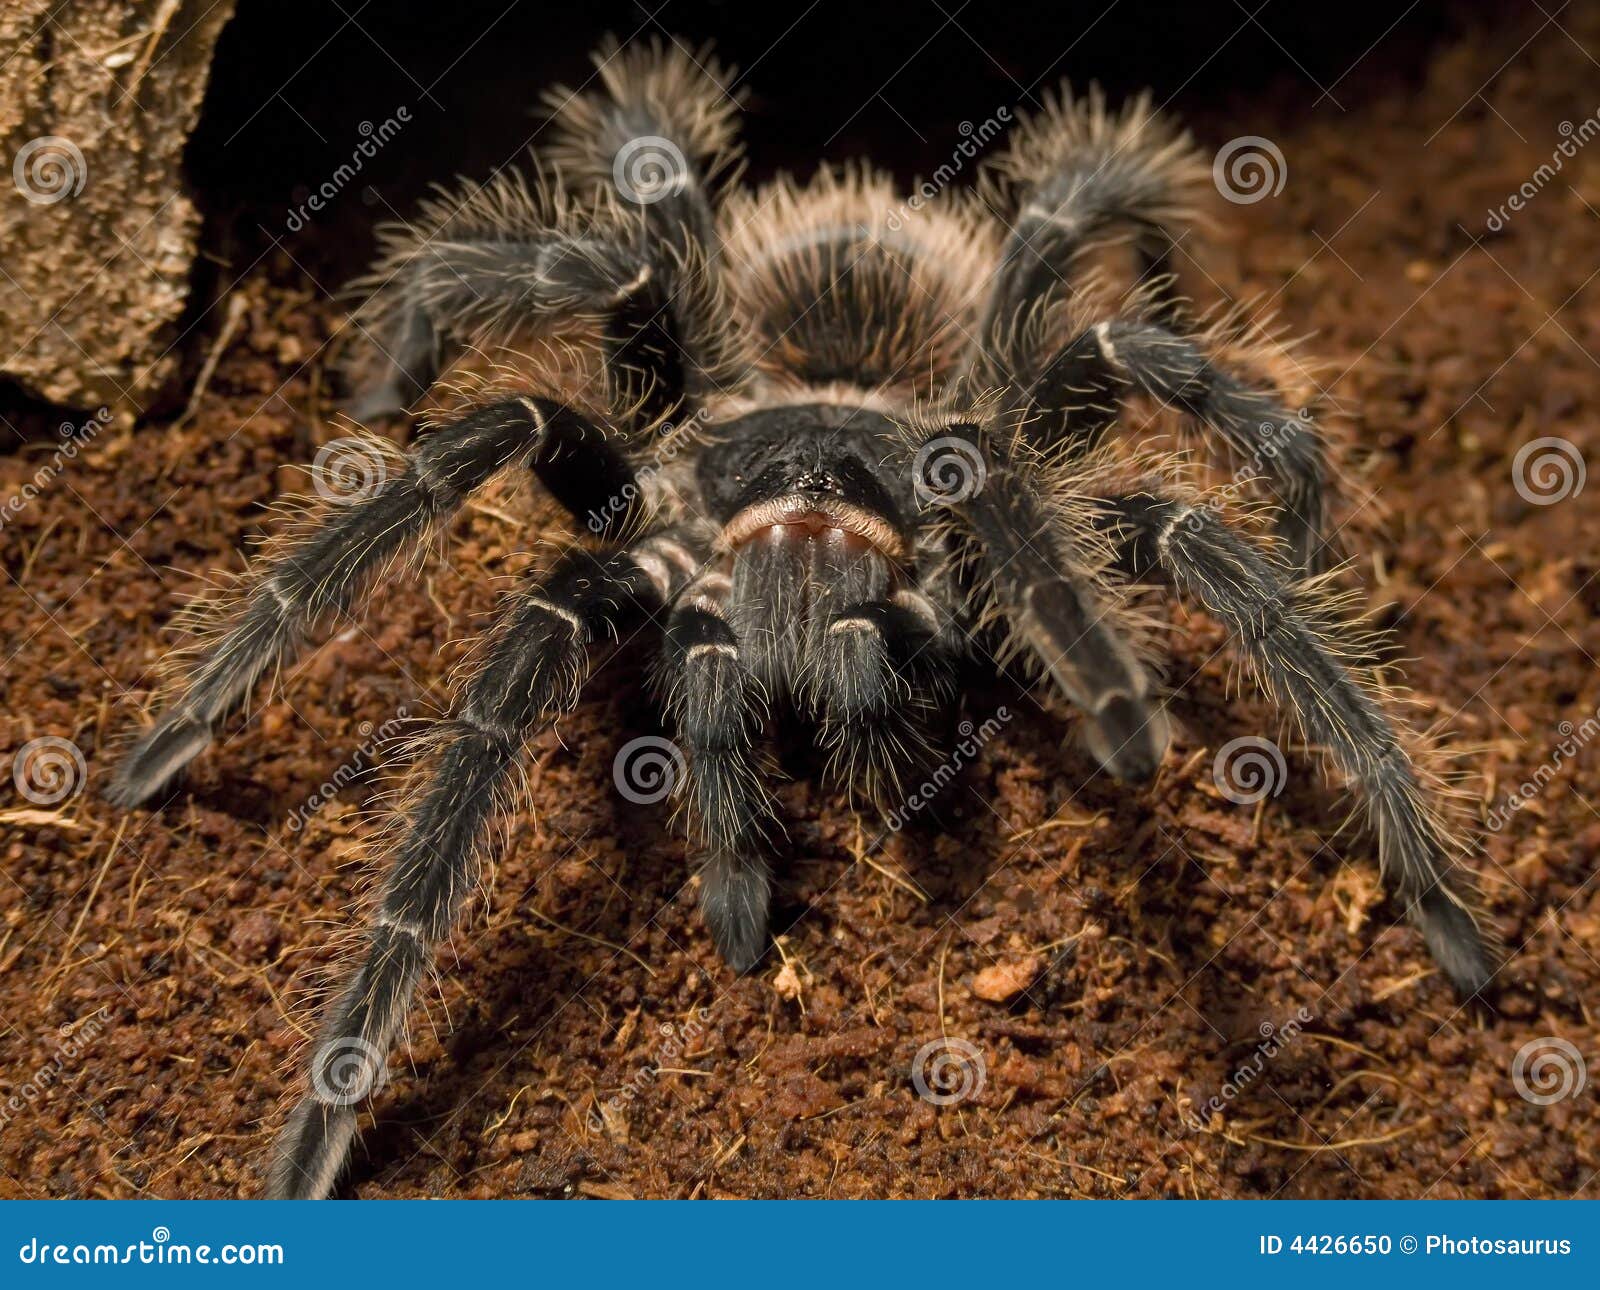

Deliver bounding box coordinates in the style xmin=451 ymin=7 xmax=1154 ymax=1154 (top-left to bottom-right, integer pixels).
xmin=109 ymin=39 xmax=1491 ymax=1198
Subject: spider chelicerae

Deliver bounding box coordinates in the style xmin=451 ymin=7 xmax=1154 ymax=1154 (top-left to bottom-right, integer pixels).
xmin=108 ymin=38 xmax=1492 ymax=1198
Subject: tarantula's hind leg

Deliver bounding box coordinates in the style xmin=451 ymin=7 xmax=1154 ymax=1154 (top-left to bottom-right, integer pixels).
xmin=268 ymin=538 xmax=695 ymax=1199
xmin=544 ymin=37 xmax=743 ymax=259
xmin=979 ymin=86 xmax=1209 ymax=343
xmin=108 ymin=399 xmax=560 ymax=808
xmin=343 ymin=289 xmax=438 ymax=423
xmin=1099 ymin=491 xmax=1494 ymax=996
xmin=659 ymin=568 xmax=781 ymax=973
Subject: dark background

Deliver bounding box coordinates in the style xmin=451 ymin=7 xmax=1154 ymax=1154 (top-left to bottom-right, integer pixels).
xmin=188 ymin=0 xmax=1502 ymax=283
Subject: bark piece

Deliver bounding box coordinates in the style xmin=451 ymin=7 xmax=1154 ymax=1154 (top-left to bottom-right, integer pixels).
xmin=0 ymin=0 xmax=236 ymax=413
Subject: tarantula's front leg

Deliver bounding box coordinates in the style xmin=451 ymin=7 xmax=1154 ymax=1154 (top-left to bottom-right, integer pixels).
xmin=109 ymin=398 xmax=632 ymax=808
xmin=1027 ymin=321 xmax=1329 ymax=573
xmin=111 ymin=400 xmax=544 ymax=806
xmin=268 ymin=536 xmax=699 ymax=1199
xmin=1100 ymin=492 xmax=1493 ymax=996
xmin=915 ymin=425 xmax=1170 ymax=782
xmin=659 ymin=567 xmax=780 ymax=972
xmin=813 ymin=585 xmax=960 ymax=808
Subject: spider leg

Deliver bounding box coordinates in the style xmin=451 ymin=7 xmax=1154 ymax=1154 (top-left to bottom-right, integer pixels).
xmin=267 ymin=535 xmax=699 ymax=1199
xmin=814 ymin=585 xmax=961 ymax=808
xmin=536 ymin=41 xmax=749 ymax=423
xmin=980 ymin=86 xmax=1207 ymax=348
xmin=543 ymin=37 xmax=740 ymax=264
xmin=1027 ymin=320 xmax=1329 ymax=573
xmin=1099 ymin=491 xmax=1493 ymax=996
xmin=348 ymin=101 xmax=746 ymax=426
xmin=346 ymin=232 xmax=661 ymax=422
xmin=108 ymin=398 xmax=626 ymax=807
xmin=912 ymin=424 xmax=1169 ymax=782
xmin=659 ymin=566 xmax=780 ymax=972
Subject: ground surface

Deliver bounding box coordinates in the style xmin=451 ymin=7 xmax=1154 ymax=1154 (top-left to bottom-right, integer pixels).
xmin=2 ymin=11 xmax=1598 ymax=1199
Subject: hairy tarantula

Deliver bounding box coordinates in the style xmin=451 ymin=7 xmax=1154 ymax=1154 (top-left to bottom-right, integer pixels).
xmin=109 ymin=39 xmax=1491 ymax=1198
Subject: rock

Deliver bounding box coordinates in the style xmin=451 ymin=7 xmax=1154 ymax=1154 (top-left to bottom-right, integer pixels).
xmin=0 ymin=1 xmax=237 ymax=413
xmin=228 ymin=911 xmax=280 ymax=961
xmin=971 ymin=955 xmax=1043 ymax=1002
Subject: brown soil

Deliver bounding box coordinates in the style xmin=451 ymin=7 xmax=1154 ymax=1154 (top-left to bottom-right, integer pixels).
xmin=2 ymin=13 xmax=1598 ymax=1199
